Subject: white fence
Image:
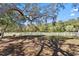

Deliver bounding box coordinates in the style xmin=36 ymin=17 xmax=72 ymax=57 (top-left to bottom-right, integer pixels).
xmin=3 ymin=32 xmax=79 ymax=37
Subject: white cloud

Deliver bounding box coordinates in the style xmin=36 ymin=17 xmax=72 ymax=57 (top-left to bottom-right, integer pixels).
xmin=71 ymin=8 xmax=78 ymax=12
xmin=73 ymin=8 xmax=78 ymax=12
xmin=70 ymin=13 xmax=75 ymax=16
xmin=70 ymin=8 xmax=78 ymax=16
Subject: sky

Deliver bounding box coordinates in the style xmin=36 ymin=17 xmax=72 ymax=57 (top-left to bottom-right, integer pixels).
xmin=17 ymin=3 xmax=79 ymax=22
xmin=57 ymin=4 xmax=79 ymax=21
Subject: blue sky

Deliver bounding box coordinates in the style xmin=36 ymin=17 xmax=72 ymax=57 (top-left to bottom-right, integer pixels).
xmin=17 ymin=3 xmax=79 ymax=22
xmin=57 ymin=4 xmax=79 ymax=21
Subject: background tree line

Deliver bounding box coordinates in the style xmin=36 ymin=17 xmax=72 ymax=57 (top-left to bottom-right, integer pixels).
xmin=0 ymin=16 xmax=79 ymax=32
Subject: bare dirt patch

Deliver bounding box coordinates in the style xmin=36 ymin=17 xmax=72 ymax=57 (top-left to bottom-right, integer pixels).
xmin=0 ymin=36 xmax=79 ymax=56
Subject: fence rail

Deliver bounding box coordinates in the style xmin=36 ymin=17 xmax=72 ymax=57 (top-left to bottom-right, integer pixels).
xmin=2 ymin=32 xmax=79 ymax=37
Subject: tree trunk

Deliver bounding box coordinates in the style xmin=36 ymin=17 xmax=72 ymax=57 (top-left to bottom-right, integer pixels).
xmin=0 ymin=23 xmax=8 ymax=40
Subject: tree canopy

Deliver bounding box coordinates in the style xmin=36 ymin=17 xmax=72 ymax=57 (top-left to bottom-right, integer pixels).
xmin=0 ymin=3 xmax=79 ymax=32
